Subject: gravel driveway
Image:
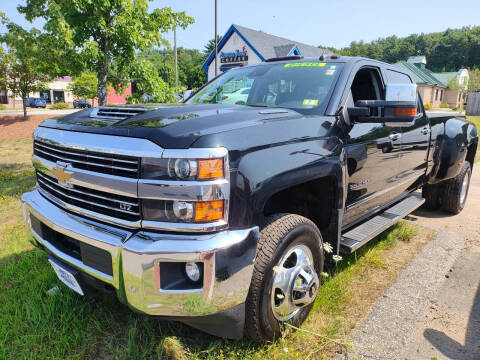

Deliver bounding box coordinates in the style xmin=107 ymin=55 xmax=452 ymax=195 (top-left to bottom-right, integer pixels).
xmin=343 ymin=166 xmax=480 ymax=360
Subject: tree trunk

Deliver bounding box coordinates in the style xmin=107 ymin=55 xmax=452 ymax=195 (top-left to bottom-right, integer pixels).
xmin=97 ymin=38 xmax=110 ymax=106
xmin=22 ymin=96 xmax=27 ymax=120
xmin=97 ymin=67 xmax=108 ymax=106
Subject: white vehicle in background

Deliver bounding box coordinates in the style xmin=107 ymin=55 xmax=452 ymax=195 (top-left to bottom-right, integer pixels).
xmin=221 ymin=87 xmax=250 ymax=104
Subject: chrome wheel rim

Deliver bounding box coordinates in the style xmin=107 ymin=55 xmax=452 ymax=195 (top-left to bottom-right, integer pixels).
xmin=460 ymin=170 xmax=470 ymax=206
xmin=271 ymin=244 xmax=319 ymax=321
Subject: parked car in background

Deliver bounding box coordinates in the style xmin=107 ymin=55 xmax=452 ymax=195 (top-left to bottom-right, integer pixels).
xmin=73 ymin=99 xmax=92 ymax=109
xmin=27 ymin=97 xmax=47 ymax=108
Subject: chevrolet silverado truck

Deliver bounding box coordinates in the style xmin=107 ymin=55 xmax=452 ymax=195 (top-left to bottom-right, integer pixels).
xmin=22 ymin=55 xmax=478 ymax=342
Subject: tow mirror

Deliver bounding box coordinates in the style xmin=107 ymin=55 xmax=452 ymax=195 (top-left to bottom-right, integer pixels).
xmin=347 ymin=84 xmax=419 ymax=126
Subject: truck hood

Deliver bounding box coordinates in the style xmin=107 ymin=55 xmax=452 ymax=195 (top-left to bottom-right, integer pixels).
xmin=39 ymin=104 xmax=308 ymax=149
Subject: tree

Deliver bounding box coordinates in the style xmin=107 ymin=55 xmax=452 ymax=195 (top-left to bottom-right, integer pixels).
xmin=0 ymin=47 xmax=9 ymax=103
xmin=67 ymin=73 xmax=98 ymax=105
xmin=338 ymin=26 xmax=480 ymax=72
xmin=141 ymin=47 xmax=205 ymax=90
xmin=1 ymin=22 xmax=49 ymax=119
xmin=468 ymin=68 xmax=480 ymax=93
xmin=18 ymin=0 xmax=194 ymax=105
xmin=203 ymin=35 xmax=222 ymax=58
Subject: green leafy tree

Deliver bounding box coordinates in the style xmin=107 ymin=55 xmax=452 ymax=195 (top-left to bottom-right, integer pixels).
xmin=0 ymin=47 xmax=10 ymax=102
xmin=468 ymin=68 xmax=480 ymax=93
xmin=67 ymin=73 xmax=98 ymax=105
xmin=339 ymin=26 xmax=480 ymax=72
xmin=1 ymin=21 xmax=50 ymax=119
xmin=141 ymin=47 xmax=205 ymax=90
xmin=124 ymin=59 xmax=175 ymax=104
xmin=18 ymin=0 xmax=194 ymax=105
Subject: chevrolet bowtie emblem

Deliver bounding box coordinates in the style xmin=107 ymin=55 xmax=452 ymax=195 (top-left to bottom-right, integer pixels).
xmin=52 ymin=161 xmax=73 ymax=186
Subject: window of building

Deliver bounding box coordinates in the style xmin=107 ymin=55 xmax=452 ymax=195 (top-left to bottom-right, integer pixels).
xmin=440 ymin=90 xmax=443 ymax=102
xmin=435 ymin=89 xmax=439 ymax=101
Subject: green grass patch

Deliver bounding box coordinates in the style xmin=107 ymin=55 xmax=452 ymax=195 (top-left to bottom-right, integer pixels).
xmin=0 ymin=138 xmax=427 ymax=359
xmin=467 ymin=116 xmax=480 ymax=163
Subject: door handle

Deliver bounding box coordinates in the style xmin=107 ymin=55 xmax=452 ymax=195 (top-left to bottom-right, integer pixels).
xmin=421 ymin=127 xmax=430 ymax=135
xmin=389 ymin=133 xmax=402 ymax=141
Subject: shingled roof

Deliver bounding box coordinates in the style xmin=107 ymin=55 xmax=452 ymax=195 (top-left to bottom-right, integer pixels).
xmin=202 ymin=24 xmax=331 ymax=71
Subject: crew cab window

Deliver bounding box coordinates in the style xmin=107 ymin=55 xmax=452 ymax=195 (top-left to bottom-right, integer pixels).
xmin=385 ymin=69 xmax=412 ymax=84
xmin=350 ymin=68 xmax=383 ymax=103
xmin=345 ymin=67 xmax=384 ymax=137
xmin=186 ymin=62 xmax=343 ymax=114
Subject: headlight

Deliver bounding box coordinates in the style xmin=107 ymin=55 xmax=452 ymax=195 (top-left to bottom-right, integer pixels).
xmin=142 ymin=199 xmax=224 ymax=223
xmin=142 ymin=157 xmax=224 ymax=181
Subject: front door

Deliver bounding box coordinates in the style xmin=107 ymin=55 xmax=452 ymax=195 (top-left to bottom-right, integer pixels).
xmin=343 ymin=67 xmax=405 ymax=225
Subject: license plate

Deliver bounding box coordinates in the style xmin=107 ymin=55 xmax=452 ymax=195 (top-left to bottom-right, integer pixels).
xmin=48 ymin=259 xmax=84 ymax=296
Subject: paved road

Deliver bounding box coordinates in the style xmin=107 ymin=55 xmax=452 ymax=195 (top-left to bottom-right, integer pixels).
xmin=344 ymin=166 xmax=480 ymax=360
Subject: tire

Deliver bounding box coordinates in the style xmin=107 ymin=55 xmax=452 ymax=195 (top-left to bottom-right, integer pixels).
xmin=422 ymin=183 xmax=443 ymax=210
xmin=245 ymin=214 xmax=324 ymax=342
xmin=442 ymin=161 xmax=472 ymax=214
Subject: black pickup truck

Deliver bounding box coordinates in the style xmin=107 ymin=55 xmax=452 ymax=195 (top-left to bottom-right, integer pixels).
xmin=22 ymin=55 xmax=477 ymax=342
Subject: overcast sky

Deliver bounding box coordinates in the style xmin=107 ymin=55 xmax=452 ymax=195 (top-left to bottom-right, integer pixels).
xmin=1 ymin=0 xmax=480 ymax=51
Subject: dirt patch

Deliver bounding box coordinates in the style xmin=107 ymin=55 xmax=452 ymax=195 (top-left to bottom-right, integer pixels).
xmin=0 ymin=114 xmax=53 ymax=141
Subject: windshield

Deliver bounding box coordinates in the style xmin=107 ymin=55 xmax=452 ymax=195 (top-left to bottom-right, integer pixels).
xmin=186 ymin=61 xmax=343 ymax=113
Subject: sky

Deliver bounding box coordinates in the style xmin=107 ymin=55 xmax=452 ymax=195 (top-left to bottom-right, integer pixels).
xmin=1 ymin=0 xmax=480 ymax=51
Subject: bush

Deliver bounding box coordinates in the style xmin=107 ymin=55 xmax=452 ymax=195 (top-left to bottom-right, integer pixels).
xmin=50 ymin=102 xmax=70 ymax=110
xmin=0 ymin=104 xmax=6 ymax=110
xmin=424 ymin=103 xmax=432 ymax=110
xmin=440 ymin=103 xmax=450 ymax=108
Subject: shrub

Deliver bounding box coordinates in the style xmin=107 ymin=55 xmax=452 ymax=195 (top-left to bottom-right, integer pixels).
xmin=424 ymin=103 xmax=432 ymax=110
xmin=440 ymin=103 xmax=450 ymax=108
xmin=0 ymin=104 xmax=6 ymax=110
xmin=50 ymin=102 xmax=70 ymax=110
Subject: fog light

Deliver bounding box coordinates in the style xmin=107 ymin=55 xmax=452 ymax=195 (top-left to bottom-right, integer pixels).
xmin=185 ymin=262 xmax=201 ymax=283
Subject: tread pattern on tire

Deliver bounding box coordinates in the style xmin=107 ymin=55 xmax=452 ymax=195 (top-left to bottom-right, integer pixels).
xmin=245 ymin=213 xmax=322 ymax=342
xmin=442 ymin=161 xmax=471 ymax=214
xmin=422 ymin=183 xmax=442 ymax=210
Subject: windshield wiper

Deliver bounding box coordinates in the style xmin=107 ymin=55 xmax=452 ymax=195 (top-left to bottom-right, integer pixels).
xmin=245 ymin=103 xmax=268 ymax=108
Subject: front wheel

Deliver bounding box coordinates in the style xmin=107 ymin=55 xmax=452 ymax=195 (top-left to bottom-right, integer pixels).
xmin=245 ymin=214 xmax=324 ymax=342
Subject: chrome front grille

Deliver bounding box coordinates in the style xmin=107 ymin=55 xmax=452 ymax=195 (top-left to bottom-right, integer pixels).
xmin=36 ymin=171 xmax=140 ymax=222
xmin=32 ymin=127 xmax=229 ymax=232
xmin=34 ymin=140 xmax=139 ymax=178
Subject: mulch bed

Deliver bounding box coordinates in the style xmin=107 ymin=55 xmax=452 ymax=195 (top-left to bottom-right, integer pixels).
xmin=0 ymin=114 xmax=53 ymax=141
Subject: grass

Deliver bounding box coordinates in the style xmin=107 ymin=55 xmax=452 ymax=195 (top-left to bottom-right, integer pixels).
xmin=467 ymin=116 xmax=480 ymax=162
xmin=0 ymin=138 xmax=435 ymax=359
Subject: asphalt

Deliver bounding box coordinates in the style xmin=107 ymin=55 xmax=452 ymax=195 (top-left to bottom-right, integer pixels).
xmin=342 ymin=166 xmax=480 ymax=360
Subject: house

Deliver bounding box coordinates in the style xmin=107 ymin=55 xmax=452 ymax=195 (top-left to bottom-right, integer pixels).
xmin=202 ymin=24 xmax=332 ymax=81
xmin=395 ymin=56 xmax=468 ymax=108
xmin=0 ymin=78 xmax=132 ymax=107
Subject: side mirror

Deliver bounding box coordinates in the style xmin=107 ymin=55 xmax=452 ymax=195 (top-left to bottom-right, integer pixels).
xmin=347 ymin=84 xmax=419 ymax=126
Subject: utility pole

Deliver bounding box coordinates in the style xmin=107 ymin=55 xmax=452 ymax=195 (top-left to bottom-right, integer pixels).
xmin=174 ymin=26 xmax=178 ymax=88
xmin=214 ymin=0 xmax=218 ymax=76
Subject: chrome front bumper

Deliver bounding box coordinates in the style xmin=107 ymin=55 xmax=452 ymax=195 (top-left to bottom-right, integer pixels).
xmin=22 ymin=189 xmax=259 ymax=317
